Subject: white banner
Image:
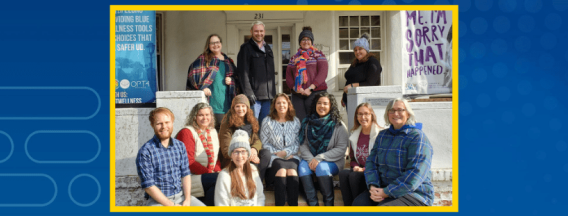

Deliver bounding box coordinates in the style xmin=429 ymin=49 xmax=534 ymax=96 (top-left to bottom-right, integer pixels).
xmin=401 ymin=10 xmax=453 ymax=95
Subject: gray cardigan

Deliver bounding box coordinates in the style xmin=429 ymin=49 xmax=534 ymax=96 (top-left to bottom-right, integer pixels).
xmin=299 ymin=122 xmax=349 ymax=171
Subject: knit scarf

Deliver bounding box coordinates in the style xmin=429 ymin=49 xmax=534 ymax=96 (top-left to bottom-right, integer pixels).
xmin=299 ymin=114 xmax=336 ymax=156
xmin=196 ymin=128 xmax=216 ymax=173
xmin=187 ymin=53 xmax=237 ymax=100
xmin=293 ymin=46 xmax=317 ymax=91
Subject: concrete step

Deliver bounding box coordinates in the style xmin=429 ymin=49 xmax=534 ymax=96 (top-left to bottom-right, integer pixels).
xmin=264 ymin=189 xmax=344 ymax=206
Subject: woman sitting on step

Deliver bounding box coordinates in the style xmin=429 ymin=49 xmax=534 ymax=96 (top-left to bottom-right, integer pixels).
xmin=339 ymin=103 xmax=383 ymax=206
xmin=175 ymin=102 xmax=221 ymax=206
xmin=214 ymin=130 xmax=265 ymax=206
xmin=259 ymin=93 xmax=302 ymax=206
xmin=353 ymin=98 xmax=434 ymax=206
xmin=298 ymin=92 xmax=348 ymax=206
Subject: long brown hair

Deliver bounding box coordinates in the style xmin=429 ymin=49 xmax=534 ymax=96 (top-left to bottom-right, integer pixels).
xmin=228 ymin=158 xmax=256 ymax=199
xmin=224 ymin=103 xmax=259 ymax=134
xmin=351 ymin=103 xmax=380 ymax=132
xmin=203 ymin=34 xmax=222 ymax=66
xmin=267 ymin=93 xmax=296 ymax=121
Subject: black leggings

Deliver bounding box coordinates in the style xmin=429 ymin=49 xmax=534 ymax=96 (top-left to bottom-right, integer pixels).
xmin=254 ymin=148 xmax=272 ymax=182
xmin=338 ymin=169 xmax=366 ymax=206
xmin=196 ymin=173 xmax=218 ymax=206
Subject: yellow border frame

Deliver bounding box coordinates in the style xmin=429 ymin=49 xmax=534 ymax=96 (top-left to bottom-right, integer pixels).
xmin=110 ymin=5 xmax=458 ymax=213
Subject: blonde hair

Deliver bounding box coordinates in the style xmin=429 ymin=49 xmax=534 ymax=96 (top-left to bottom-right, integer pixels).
xmin=251 ymin=20 xmax=265 ymax=30
xmin=185 ymin=102 xmax=215 ymax=129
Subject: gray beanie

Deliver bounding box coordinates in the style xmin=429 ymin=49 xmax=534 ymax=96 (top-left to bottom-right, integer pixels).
xmin=299 ymin=29 xmax=314 ymax=44
xmin=353 ymin=33 xmax=370 ymax=52
xmin=229 ymin=130 xmax=251 ymax=157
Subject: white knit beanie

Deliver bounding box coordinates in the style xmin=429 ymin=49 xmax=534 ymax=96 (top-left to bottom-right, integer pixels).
xmin=229 ymin=130 xmax=251 ymax=157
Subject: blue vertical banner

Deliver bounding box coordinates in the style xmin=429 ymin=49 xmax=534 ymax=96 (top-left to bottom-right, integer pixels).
xmin=115 ymin=10 xmax=157 ymax=104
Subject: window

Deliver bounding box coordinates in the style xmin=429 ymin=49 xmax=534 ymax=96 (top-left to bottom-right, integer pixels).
xmin=337 ymin=14 xmax=384 ymax=90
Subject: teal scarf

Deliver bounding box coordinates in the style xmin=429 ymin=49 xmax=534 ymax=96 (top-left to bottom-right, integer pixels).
xmin=299 ymin=114 xmax=336 ymax=156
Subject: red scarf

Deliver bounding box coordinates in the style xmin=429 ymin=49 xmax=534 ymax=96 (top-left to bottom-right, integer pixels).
xmin=293 ymin=46 xmax=317 ymax=91
xmin=197 ymin=128 xmax=216 ymax=173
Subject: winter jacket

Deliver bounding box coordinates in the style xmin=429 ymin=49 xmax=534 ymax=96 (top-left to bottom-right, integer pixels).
xmin=236 ymin=39 xmax=276 ymax=100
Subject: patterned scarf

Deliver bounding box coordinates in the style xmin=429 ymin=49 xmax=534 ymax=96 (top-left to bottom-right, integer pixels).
xmin=197 ymin=128 xmax=216 ymax=173
xmin=298 ymin=114 xmax=336 ymax=156
xmin=293 ymin=46 xmax=317 ymax=91
xmin=187 ymin=53 xmax=237 ymax=100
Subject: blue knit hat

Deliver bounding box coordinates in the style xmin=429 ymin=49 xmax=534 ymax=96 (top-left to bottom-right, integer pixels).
xmin=353 ymin=33 xmax=370 ymax=52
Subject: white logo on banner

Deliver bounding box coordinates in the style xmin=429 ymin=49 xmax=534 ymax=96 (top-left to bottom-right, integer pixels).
xmin=120 ymin=79 xmax=130 ymax=89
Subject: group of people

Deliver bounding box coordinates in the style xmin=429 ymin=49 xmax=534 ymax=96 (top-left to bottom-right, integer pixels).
xmin=135 ymin=20 xmax=434 ymax=207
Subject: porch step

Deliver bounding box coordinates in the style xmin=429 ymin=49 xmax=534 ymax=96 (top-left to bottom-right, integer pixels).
xmin=264 ymin=188 xmax=344 ymax=206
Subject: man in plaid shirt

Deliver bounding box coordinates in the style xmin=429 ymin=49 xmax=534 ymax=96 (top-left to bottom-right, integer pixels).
xmin=136 ymin=107 xmax=205 ymax=206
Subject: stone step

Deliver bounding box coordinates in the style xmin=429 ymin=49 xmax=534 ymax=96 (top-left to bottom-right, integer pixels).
xmin=264 ymin=189 xmax=344 ymax=206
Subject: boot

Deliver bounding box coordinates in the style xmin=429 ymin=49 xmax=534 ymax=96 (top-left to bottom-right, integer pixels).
xmin=274 ymin=177 xmax=287 ymax=206
xmin=299 ymin=175 xmax=319 ymax=206
xmin=317 ymin=175 xmax=335 ymax=206
xmin=286 ymin=176 xmax=299 ymax=206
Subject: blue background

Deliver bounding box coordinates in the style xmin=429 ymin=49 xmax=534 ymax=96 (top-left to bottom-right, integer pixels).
xmin=1 ymin=0 xmax=565 ymax=215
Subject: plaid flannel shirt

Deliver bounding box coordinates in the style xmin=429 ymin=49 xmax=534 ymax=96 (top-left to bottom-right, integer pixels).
xmin=364 ymin=125 xmax=434 ymax=206
xmin=136 ymin=135 xmax=191 ymax=199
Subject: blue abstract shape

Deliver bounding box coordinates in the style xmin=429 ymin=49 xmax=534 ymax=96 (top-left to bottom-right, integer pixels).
xmin=453 ymin=0 xmax=472 ymax=12
xmin=25 ymin=130 xmax=100 ymax=164
xmin=0 ymin=87 xmax=100 ymax=120
xmin=0 ymin=174 xmax=57 ymax=207
xmin=498 ymin=0 xmax=516 ymax=12
xmin=68 ymin=174 xmax=101 ymax=207
xmin=470 ymin=17 xmax=488 ymax=35
xmin=524 ymin=0 xmax=542 ymax=13
xmin=475 ymin=0 xmax=494 ymax=11
xmin=0 ymin=131 xmax=14 ymax=163
xmin=544 ymin=13 xmax=562 ymax=30
xmin=493 ymin=16 xmax=510 ymax=34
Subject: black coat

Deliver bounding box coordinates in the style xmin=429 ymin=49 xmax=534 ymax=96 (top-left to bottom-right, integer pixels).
xmin=342 ymin=55 xmax=382 ymax=104
xmin=236 ymin=39 xmax=276 ymax=100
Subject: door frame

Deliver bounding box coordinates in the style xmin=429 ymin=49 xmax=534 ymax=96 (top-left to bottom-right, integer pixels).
xmin=237 ymin=24 xmax=296 ymax=94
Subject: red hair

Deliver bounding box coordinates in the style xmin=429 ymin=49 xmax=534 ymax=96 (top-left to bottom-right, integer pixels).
xmin=149 ymin=107 xmax=174 ymax=125
xmin=225 ymin=105 xmax=259 ymax=134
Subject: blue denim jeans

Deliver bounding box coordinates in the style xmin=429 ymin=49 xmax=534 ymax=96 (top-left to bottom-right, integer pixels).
xmin=253 ymin=99 xmax=271 ymax=125
xmin=298 ymin=160 xmax=339 ymax=177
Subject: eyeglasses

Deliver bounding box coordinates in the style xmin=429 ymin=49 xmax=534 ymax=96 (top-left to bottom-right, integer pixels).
xmin=301 ymin=38 xmax=311 ymax=42
xmin=232 ymin=150 xmax=248 ymax=156
xmin=356 ymin=113 xmax=372 ymax=117
xmin=210 ymin=41 xmax=221 ymax=45
xmin=388 ymin=109 xmax=406 ymax=114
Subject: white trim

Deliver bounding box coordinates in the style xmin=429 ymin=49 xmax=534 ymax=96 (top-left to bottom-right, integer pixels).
xmin=156 ymin=11 xmax=166 ymax=91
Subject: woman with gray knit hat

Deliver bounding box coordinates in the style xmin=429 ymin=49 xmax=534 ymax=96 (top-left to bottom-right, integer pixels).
xmin=341 ymin=33 xmax=382 ymax=110
xmin=285 ymin=26 xmax=329 ymax=121
xmin=214 ymin=130 xmax=265 ymax=206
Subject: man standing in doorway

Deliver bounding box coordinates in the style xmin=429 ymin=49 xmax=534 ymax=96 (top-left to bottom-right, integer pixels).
xmin=136 ymin=107 xmax=205 ymax=206
xmin=237 ymin=20 xmax=276 ymax=124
